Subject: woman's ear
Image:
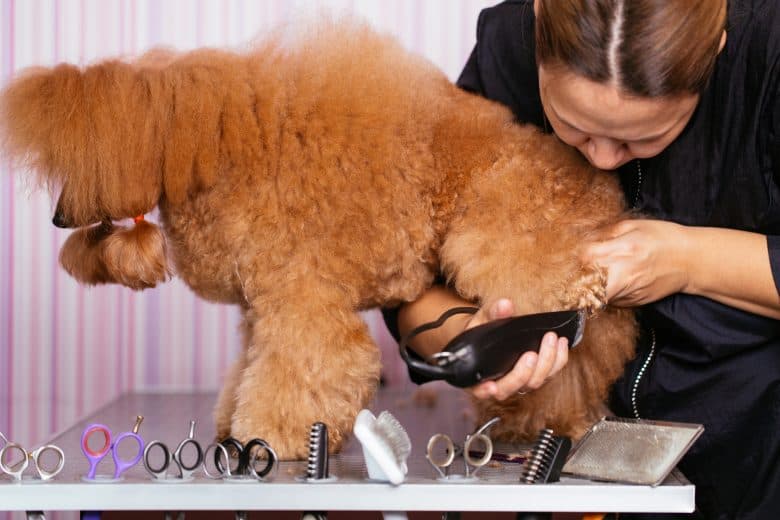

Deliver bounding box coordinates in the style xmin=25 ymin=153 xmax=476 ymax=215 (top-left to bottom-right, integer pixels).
xmin=718 ymin=30 xmax=727 ymax=54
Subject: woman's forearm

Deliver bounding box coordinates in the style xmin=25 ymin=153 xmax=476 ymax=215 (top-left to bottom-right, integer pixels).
xmin=397 ymin=285 xmax=476 ymax=358
xmin=683 ymin=227 xmax=780 ymax=318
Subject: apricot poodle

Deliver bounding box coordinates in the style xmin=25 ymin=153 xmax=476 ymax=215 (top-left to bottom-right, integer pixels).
xmin=1 ymin=20 xmax=636 ymax=459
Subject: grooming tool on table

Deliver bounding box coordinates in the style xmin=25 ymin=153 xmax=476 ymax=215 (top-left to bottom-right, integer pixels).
xmin=426 ymin=417 xmax=499 ymax=481
xmin=299 ymin=426 xmax=335 ymax=520
xmin=353 ymin=409 xmax=411 ymax=485
xmin=303 ymin=422 xmax=333 ymax=481
xmin=520 ymin=429 xmax=571 ymax=484
xmin=143 ymin=419 xmax=204 ymax=482
xmin=204 ymin=436 xmax=277 ymax=481
xmin=400 ymin=307 xmax=586 ymax=387
xmin=562 ymin=416 xmax=704 ymax=486
xmin=81 ymin=415 xmax=144 ymax=482
xmin=0 ymin=431 xmax=64 ymax=482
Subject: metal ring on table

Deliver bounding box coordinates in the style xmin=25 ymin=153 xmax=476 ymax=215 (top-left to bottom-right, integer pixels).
xmin=174 ymin=436 xmax=204 ymax=475
xmin=203 ymin=442 xmax=232 ymax=479
xmin=30 ymin=445 xmax=65 ymax=481
xmin=243 ymin=439 xmax=277 ymax=480
xmin=463 ymin=433 xmax=492 ymax=477
xmin=426 ymin=433 xmax=456 ymax=478
xmin=0 ymin=442 xmax=30 ymax=480
xmin=174 ymin=420 xmax=204 ymax=477
xmin=215 ymin=437 xmax=244 ymax=476
xmin=0 ymin=442 xmax=64 ymax=481
xmin=143 ymin=441 xmax=172 ymax=479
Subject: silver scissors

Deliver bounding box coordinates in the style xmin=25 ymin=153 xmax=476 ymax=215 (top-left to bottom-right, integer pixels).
xmin=143 ymin=420 xmax=204 ymax=481
xmin=426 ymin=417 xmax=500 ymax=480
xmin=0 ymin=431 xmax=64 ymax=482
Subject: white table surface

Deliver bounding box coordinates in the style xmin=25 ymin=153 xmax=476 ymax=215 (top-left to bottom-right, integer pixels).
xmin=0 ymin=385 xmax=695 ymax=514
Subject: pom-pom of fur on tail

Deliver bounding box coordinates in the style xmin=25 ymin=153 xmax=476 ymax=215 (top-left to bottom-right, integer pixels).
xmin=59 ymin=219 xmax=170 ymax=290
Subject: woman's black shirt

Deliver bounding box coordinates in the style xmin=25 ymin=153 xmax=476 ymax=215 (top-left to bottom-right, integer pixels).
xmin=384 ymin=1 xmax=780 ymax=518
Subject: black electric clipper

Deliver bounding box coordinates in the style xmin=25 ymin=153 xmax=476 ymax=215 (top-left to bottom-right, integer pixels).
xmin=400 ymin=308 xmax=586 ymax=388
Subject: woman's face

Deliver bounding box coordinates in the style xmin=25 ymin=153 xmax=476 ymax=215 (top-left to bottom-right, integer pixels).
xmin=538 ymin=66 xmax=699 ymax=170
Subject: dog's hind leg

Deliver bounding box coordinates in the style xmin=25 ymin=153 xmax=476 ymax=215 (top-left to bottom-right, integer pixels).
xmin=229 ymin=288 xmax=381 ymax=460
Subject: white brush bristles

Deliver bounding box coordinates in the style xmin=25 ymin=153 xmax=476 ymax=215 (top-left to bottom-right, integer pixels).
xmin=353 ymin=409 xmax=411 ymax=485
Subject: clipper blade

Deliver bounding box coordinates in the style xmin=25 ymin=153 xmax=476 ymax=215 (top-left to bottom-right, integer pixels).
xmin=520 ymin=429 xmax=571 ymax=484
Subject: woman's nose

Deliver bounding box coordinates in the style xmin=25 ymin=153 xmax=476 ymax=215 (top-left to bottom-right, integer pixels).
xmin=586 ymin=137 xmax=625 ymax=170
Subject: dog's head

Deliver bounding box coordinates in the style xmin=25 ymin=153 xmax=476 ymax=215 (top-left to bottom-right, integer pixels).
xmin=1 ymin=61 xmax=171 ymax=288
xmin=2 ymin=62 xmax=169 ymax=227
xmin=3 ymin=47 xmax=250 ymax=289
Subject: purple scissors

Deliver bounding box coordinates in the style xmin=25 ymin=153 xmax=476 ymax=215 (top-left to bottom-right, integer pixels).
xmin=81 ymin=415 xmax=144 ymax=481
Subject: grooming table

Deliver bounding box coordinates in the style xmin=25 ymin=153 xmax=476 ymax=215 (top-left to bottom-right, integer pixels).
xmin=0 ymin=385 xmax=696 ymax=517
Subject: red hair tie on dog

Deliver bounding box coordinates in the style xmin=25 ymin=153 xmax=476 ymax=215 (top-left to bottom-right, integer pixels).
xmin=133 ymin=214 xmax=145 ymax=224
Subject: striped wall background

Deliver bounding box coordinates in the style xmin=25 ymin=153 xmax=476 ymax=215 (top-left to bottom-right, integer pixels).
xmin=0 ymin=2 xmax=495 ymax=516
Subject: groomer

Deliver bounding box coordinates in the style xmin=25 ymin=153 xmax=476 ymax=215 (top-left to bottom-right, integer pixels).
xmin=383 ymin=1 xmax=780 ymax=517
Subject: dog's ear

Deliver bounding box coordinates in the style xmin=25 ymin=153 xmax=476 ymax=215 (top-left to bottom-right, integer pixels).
xmin=101 ymin=218 xmax=170 ymax=290
xmin=0 ymin=60 xmax=166 ymax=226
xmin=59 ymin=218 xmax=170 ymax=290
xmin=59 ymin=223 xmax=120 ymax=286
xmin=1 ymin=49 xmax=256 ymax=219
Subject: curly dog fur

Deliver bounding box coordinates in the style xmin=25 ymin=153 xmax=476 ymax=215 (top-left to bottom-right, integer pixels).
xmin=1 ymin=20 xmax=637 ymax=459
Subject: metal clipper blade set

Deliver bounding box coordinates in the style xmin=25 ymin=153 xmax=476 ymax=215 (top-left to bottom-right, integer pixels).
xmin=305 ymin=422 xmax=331 ymax=481
xmin=520 ymin=429 xmax=571 ymax=484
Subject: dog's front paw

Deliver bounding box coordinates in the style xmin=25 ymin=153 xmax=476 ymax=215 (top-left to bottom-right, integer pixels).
xmin=230 ymin=413 xmax=346 ymax=461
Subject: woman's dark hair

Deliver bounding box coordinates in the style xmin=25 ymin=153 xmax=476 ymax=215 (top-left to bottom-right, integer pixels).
xmin=535 ymin=0 xmax=727 ymax=96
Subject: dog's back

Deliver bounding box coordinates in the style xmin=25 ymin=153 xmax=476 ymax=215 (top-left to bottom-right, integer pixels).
xmin=0 ymin=19 xmax=487 ymax=300
xmin=1 ymin=19 xmax=636 ymax=455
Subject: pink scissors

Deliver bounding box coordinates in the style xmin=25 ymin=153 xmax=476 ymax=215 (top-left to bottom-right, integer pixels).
xmin=81 ymin=415 xmax=144 ymax=481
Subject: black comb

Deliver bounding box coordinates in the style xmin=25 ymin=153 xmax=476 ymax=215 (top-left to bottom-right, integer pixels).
xmin=520 ymin=429 xmax=571 ymax=484
xmin=306 ymin=422 xmax=329 ymax=480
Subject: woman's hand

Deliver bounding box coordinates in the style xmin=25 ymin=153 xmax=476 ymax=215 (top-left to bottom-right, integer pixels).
xmin=468 ymin=298 xmax=570 ymax=401
xmin=580 ymin=219 xmax=692 ymax=307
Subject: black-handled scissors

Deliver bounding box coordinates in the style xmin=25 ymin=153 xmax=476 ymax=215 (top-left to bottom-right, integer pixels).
xmin=203 ymin=437 xmax=277 ymax=481
xmin=143 ymin=420 xmax=204 ymax=481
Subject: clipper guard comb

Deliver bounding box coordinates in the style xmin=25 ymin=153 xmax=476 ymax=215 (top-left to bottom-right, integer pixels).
xmin=520 ymin=429 xmax=571 ymax=484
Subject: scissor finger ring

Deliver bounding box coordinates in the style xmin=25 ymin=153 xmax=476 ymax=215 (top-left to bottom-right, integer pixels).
xmin=426 ymin=433 xmax=456 ymax=478
xmin=174 ymin=437 xmax=204 ymax=479
xmin=144 ymin=420 xmax=203 ymax=481
xmin=81 ymin=416 xmax=145 ymax=481
xmin=204 ymin=437 xmax=277 ymax=481
xmin=0 ymin=435 xmax=64 ymax=482
xmin=203 ymin=442 xmax=232 ymax=479
xmin=243 ymin=439 xmax=277 ymax=480
xmin=143 ymin=441 xmax=173 ymax=480
xmin=463 ymin=433 xmax=492 ymax=476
